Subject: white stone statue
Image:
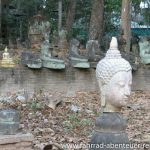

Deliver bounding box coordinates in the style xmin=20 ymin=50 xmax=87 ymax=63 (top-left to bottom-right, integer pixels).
xmin=3 ymin=47 xmax=10 ymax=59
xmin=1 ymin=47 xmax=15 ymax=68
xmin=41 ymin=40 xmax=51 ymax=60
xmin=40 ymin=21 xmax=51 ymax=41
xmin=139 ymin=37 xmax=150 ymax=64
xmin=96 ymin=37 xmax=132 ymax=112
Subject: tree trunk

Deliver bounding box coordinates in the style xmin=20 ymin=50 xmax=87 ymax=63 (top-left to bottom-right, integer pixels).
xmin=20 ymin=20 xmax=23 ymax=40
xmin=17 ymin=0 xmax=23 ymax=40
xmin=58 ymin=0 xmax=62 ymax=32
xmin=65 ymin=0 xmax=77 ymax=33
xmin=120 ymin=0 xmax=131 ymax=52
xmin=89 ymin=0 xmax=104 ymax=40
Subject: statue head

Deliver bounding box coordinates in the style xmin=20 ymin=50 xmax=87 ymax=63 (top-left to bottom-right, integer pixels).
xmin=96 ymin=37 xmax=132 ymax=112
xmin=4 ymin=47 xmax=8 ymax=52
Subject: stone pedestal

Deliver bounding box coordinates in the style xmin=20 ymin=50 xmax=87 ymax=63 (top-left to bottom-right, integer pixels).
xmin=70 ymin=57 xmax=90 ymax=68
xmin=42 ymin=58 xmax=65 ymax=69
xmin=0 ymin=133 xmax=34 ymax=150
xmin=21 ymin=51 xmax=42 ymax=69
xmin=90 ymin=113 xmax=130 ymax=150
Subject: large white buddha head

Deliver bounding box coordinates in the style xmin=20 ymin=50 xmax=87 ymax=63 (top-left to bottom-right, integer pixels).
xmin=96 ymin=37 xmax=132 ymax=112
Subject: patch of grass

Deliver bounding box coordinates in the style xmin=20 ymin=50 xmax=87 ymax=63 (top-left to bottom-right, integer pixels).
xmin=63 ymin=120 xmax=74 ymax=132
xmin=27 ymin=101 xmax=44 ymax=110
xmin=63 ymin=114 xmax=93 ymax=133
xmin=69 ymin=114 xmax=80 ymax=123
xmin=80 ymin=118 xmax=92 ymax=126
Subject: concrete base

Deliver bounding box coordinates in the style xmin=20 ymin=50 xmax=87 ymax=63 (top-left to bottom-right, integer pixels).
xmin=42 ymin=60 xmax=65 ymax=69
xmin=0 ymin=133 xmax=34 ymax=150
xmin=70 ymin=57 xmax=90 ymax=68
xmin=90 ymin=113 xmax=130 ymax=150
xmin=0 ymin=66 xmax=149 ymax=96
xmin=27 ymin=62 xmax=42 ymax=69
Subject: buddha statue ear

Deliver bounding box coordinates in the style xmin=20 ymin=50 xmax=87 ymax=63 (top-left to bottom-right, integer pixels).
xmin=101 ymin=85 xmax=106 ymax=107
xmin=98 ymin=80 xmax=106 ymax=108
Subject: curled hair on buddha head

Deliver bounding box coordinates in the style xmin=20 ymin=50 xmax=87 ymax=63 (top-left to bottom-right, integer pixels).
xmin=96 ymin=37 xmax=132 ymax=85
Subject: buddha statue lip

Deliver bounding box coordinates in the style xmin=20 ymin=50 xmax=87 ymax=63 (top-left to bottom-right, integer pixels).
xmin=123 ymin=96 xmax=129 ymax=100
xmin=123 ymin=97 xmax=129 ymax=101
xmin=96 ymin=37 xmax=132 ymax=113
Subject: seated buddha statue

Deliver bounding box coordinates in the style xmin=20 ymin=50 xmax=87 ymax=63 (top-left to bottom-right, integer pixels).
xmin=96 ymin=37 xmax=132 ymax=112
xmin=69 ymin=39 xmax=90 ymax=68
xmin=41 ymin=40 xmax=65 ymax=69
xmin=1 ymin=47 xmax=15 ymax=68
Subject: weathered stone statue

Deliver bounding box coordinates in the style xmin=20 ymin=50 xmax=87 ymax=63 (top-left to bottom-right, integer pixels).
xmin=28 ymin=13 xmax=51 ymax=49
xmin=96 ymin=37 xmax=132 ymax=112
xmin=0 ymin=109 xmax=34 ymax=149
xmin=86 ymin=40 xmax=100 ymax=61
xmin=139 ymin=37 xmax=150 ymax=64
xmin=51 ymin=30 xmax=59 ymax=47
xmin=86 ymin=40 xmax=104 ymax=68
xmin=41 ymin=40 xmax=51 ymax=60
xmin=90 ymin=37 xmax=132 ymax=150
xmin=58 ymin=29 xmax=68 ymax=50
xmin=41 ymin=40 xmax=65 ymax=69
xmin=69 ymin=39 xmax=90 ymax=68
xmin=0 ymin=109 xmax=20 ymax=135
xmin=28 ymin=14 xmax=43 ymax=49
xmin=1 ymin=47 xmax=15 ymax=68
xmin=27 ymin=13 xmax=65 ymax=69
xmin=21 ymin=51 xmax=42 ymax=69
xmin=40 ymin=21 xmax=51 ymax=42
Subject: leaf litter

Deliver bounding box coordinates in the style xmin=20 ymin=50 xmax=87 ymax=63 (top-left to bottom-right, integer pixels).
xmin=1 ymin=90 xmax=150 ymax=150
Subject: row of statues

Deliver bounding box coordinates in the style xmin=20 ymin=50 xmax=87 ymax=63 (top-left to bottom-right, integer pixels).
xmin=27 ymin=13 xmax=104 ymax=69
xmin=1 ymin=12 xmax=149 ymax=69
xmin=1 ymin=36 xmax=149 ymax=70
xmin=1 ymin=37 xmax=148 ymax=70
xmin=0 ymin=39 xmax=100 ymax=69
xmin=21 ymin=35 xmax=102 ymax=69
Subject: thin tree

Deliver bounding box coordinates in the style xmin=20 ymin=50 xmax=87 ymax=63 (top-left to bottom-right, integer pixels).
xmin=120 ymin=0 xmax=131 ymax=52
xmin=65 ymin=0 xmax=77 ymax=34
xmin=89 ymin=0 xmax=104 ymax=41
xmin=58 ymin=0 xmax=62 ymax=32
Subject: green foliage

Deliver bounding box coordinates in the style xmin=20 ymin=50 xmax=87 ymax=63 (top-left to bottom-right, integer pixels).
xmin=63 ymin=114 xmax=92 ymax=132
xmin=104 ymin=0 xmax=121 ymax=34
xmin=104 ymin=0 xmax=121 ymax=13
xmin=2 ymin=0 xmax=150 ymax=44
xmin=43 ymin=0 xmax=58 ymax=31
xmin=28 ymin=101 xmax=44 ymax=110
xmin=5 ymin=0 xmax=45 ymax=40
xmin=71 ymin=0 xmax=92 ymax=44
xmin=80 ymin=118 xmax=92 ymax=126
xmin=132 ymin=0 xmax=142 ymax=5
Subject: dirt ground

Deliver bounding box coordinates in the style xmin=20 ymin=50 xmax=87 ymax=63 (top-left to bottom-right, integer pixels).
xmin=2 ymin=90 xmax=150 ymax=150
